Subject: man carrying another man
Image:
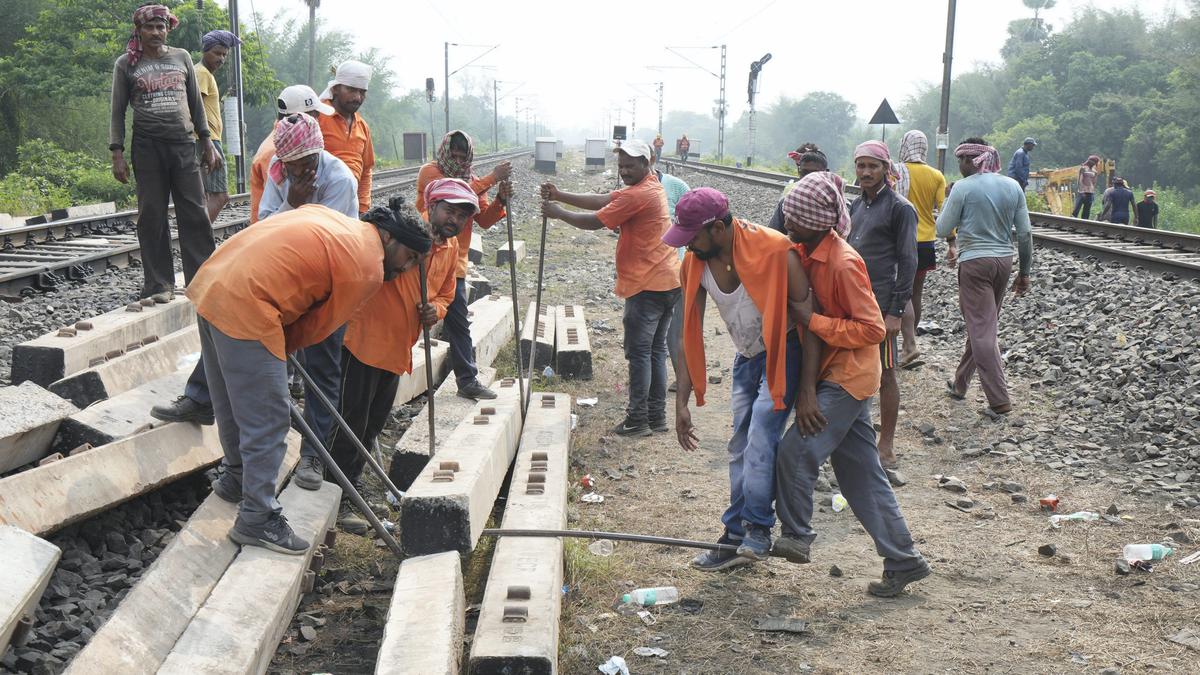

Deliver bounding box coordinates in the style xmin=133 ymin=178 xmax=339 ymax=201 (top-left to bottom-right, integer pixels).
xmin=541 ymin=139 xmax=680 ymax=437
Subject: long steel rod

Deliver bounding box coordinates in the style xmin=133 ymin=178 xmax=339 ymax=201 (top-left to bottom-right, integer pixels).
xmin=502 ymin=194 xmax=527 ymax=420
xmin=417 ymin=258 xmax=437 ymax=455
xmin=524 ymin=215 xmax=549 ymax=411
xmin=481 ymin=528 xmax=805 ymax=559
xmin=288 ymin=402 xmax=404 ymax=558
xmin=286 ymin=354 xmax=405 ymax=504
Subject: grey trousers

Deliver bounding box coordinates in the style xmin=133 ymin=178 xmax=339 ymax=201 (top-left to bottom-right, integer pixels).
xmin=774 ymin=381 xmax=923 ymax=572
xmin=954 ymin=256 xmax=1012 ymax=408
xmin=198 ymin=318 xmax=290 ymax=526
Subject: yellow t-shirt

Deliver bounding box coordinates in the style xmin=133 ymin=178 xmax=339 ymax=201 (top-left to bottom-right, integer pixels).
xmin=195 ymin=63 xmax=222 ymax=141
xmin=905 ymin=162 xmax=946 ymax=242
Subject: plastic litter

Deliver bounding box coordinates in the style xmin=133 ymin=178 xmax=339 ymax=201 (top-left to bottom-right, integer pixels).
xmin=1122 ymin=543 xmax=1173 ymax=563
xmin=1039 ymin=494 xmax=1060 ymax=512
xmin=580 ymin=474 xmax=596 ymax=489
xmin=1179 ymin=550 xmax=1200 ymax=565
xmin=751 ymin=617 xmax=809 ymax=634
xmin=577 ymin=397 xmax=599 ymax=407
xmin=598 ymin=655 xmax=630 ymax=675
xmin=581 ymin=492 xmax=604 ymax=504
xmin=542 ymin=365 xmax=555 ymax=378
xmin=622 ymin=586 xmax=679 ymax=607
xmin=1049 ymin=511 xmax=1099 ymax=527
xmin=588 ymin=539 xmax=614 ymax=557
xmin=633 ymin=647 xmax=669 ymax=658
xmin=831 ymin=493 xmax=848 ymax=513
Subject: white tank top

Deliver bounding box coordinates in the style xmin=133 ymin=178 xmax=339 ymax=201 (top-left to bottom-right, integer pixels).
xmin=701 ymin=264 xmax=766 ymax=358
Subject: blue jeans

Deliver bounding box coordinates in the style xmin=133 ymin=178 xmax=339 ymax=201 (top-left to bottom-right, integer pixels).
xmin=445 ymin=278 xmax=480 ymax=387
xmin=1071 ymin=192 xmax=1094 ymax=220
xmin=298 ymin=325 xmax=347 ymax=459
xmin=722 ymin=332 xmax=802 ymax=538
xmin=623 ymin=288 xmax=679 ymax=424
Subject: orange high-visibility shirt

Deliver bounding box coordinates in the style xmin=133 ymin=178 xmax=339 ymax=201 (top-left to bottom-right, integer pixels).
xmin=248 ymin=125 xmax=277 ymax=225
xmin=595 ymin=173 xmax=680 ymax=298
xmin=795 ymin=231 xmax=886 ymax=400
xmin=343 ymin=234 xmax=459 ymax=375
xmin=187 ymin=204 xmax=385 ymax=360
xmin=318 ymin=107 xmax=375 ymax=214
xmin=415 ymin=163 xmax=507 ymax=278
xmin=680 ymin=220 xmax=795 ymax=410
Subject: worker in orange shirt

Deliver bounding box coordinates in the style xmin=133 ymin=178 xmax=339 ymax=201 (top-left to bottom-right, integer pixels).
xmin=325 ymin=180 xmax=475 ymax=533
xmin=189 ymin=202 xmax=431 ymax=553
xmin=249 ymin=84 xmax=333 ymax=224
xmin=415 ymin=130 xmax=512 ymax=400
xmin=319 ymin=60 xmax=375 ymax=216
xmin=773 ymin=171 xmax=930 ymax=597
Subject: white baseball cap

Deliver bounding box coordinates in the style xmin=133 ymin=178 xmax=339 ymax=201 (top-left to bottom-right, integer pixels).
xmin=616 ymin=138 xmax=654 ymax=161
xmin=277 ymin=85 xmax=335 ymax=116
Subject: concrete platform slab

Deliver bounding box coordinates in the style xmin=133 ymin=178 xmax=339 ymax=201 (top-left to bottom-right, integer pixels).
xmin=0 ymin=423 xmax=221 ymax=535
xmin=393 ymin=338 xmax=449 ymax=407
xmin=388 ymin=367 xmax=496 ymax=491
xmin=375 ymin=552 xmax=464 ymax=675
xmin=468 ymin=393 xmax=570 ymax=674
xmin=157 ymin=481 xmax=341 ymax=675
xmin=48 ymin=324 xmax=199 ymax=408
xmin=65 ymin=434 xmax=302 ymax=675
xmin=495 ymin=240 xmax=526 ymax=265
xmin=466 ymin=271 xmax=492 ymax=305
xmin=12 ymin=290 xmax=195 ymax=387
xmin=469 ymin=294 xmax=517 ymax=372
xmin=399 ymin=377 xmax=524 ymax=556
xmin=0 ymin=382 xmax=79 ymax=474
xmin=50 ymin=368 xmax=188 ymax=454
xmin=468 ymin=231 xmax=483 ymax=264
xmin=0 ymin=526 xmax=61 ymax=654
xmin=554 ymin=305 xmax=593 ymax=380
xmin=520 ymin=302 xmax=556 ymax=371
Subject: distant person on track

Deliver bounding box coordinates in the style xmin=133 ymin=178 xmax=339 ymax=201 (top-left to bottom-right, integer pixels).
xmin=415 ymin=130 xmax=511 ymax=401
xmin=325 ymin=182 xmax=471 ymax=534
xmin=768 ymin=143 xmax=827 ymax=234
xmin=1101 ymin=177 xmax=1136 ymax=225
xmin=541 ymin=139 xmax=681 ymax=437
xmin=319 ymin=60 xmax=375 ymax=216
xmin=892 ymin=130 xmax=946 ymax=370
xmin=1006 ymin=137 xmax=1036 ymax=191
xmin=195 ymin=30 xmax=240 ymax=223
xmin=653 ymin=133 xmax=665 ymax=163
xmin=1135 ymin=189 xmax=1159 ymax=229
xmin=109 ymin=4 xmax=215 ymax=304
xmin=665 ymin=187 xmax=821 ymax=569
xmin=846 ymin=140 xmax=917 ymax=470
xmin=937 ymin=138 xmax=1033 ymax=417
xmin=249 ymin=85 xmax=333 ymax=224
xmin=655 ymin=167 xmax=690 ymax=385
xmin=1072 ymin=155 xmax=1101 ymax=220
xmin=678 ymin=134 xmax=691 ymax=162
xmin=190 ymin=202 xmax=430 ymax=554
xmin=774 ymin=171 xmax=931 ymax=597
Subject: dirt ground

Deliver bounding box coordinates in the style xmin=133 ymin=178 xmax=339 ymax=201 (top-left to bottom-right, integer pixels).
xmin=269 ymin=153 xmax=1199 ymax=674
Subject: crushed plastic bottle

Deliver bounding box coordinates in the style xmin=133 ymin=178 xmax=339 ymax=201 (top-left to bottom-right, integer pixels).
xmin=831 ymin=493 xmax=848 ymax=513
xmin=621 ymin=586 xmax=679 ymax=607
xmin=1048 ymin=511 xmax=1100 ymax=527
xmin=1122 ymin=544 xmax=1173 ymax=563
xmin=588 ymin=539 xmax=614 ymax=557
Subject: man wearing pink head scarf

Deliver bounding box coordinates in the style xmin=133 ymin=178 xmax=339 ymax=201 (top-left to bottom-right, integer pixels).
xmin=847 ymin=140 xmax=917 ymax=471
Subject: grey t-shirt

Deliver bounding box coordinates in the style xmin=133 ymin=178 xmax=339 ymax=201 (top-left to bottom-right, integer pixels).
xmin=110 ymin=46 xmax=208 ymax=147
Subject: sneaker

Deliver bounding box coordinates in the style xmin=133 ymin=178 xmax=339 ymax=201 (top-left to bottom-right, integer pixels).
xmin=457 ymin=380 xmax=498 ymax=400
xmin=337 ymin=499 xmax=370 ymax=536
xmin=867 ymin=559 xmax=932 ymax=597
xmin=772 ymin=535 xmax=811 ymax=564
xmin=611 ymin=417 xmax=652 ymax=438
xmin=210 ymin=473 xmax=242 ymax=503
xmin=648 ymin=417 xmax=670 ymax=433
xmin=294 ymin=456 xmax=324 ymax=491
xmin=736 ymin=526 xmax=772 ymax=561
xmin=150 ymin=395 xmax=214 ymax=425
xmin=691 ymin=534 xmax=752 ymax=571
xmin=229 ymin=513 xmax=310 ymax=555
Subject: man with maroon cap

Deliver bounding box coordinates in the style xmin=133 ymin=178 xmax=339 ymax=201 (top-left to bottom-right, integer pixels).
xmin=667 ymin=187 xmax=823 ymax=569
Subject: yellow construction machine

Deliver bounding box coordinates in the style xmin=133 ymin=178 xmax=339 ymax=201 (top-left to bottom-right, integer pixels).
xmin=1030 ymin=159 xmax=1116 ymax=215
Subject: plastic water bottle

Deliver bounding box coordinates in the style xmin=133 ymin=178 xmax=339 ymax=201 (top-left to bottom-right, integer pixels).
xmin=1048 ymin=511 xmax=1100 ymax=527
xmin=622 ymin=586 xmax=679 ymax=607
xmin=1122 ymin=544 xmax=1173 ymax=563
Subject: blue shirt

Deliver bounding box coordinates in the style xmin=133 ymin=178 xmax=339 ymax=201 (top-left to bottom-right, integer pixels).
xmin=259 ymin=150 xmax=359 ymax=220
xmin=1007 ymin=148 xmax=1031 ymax=186
xmin=657 ymin=171 xmax=690 ymax=259
xmin=1104 ymin=187 xmax=1135 ymax=219
xmin=936 ymin=172 xmax=1032 ymax=274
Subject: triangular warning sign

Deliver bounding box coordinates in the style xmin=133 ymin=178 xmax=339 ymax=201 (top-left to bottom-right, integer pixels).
xmin=869 ymin=98 xmax=900 ymax=126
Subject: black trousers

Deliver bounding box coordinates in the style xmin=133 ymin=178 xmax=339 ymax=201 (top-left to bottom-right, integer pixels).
xmin=325 ymin=348 xmax=399 ymax=485
xmin=130 ymin=136 xmax=215 ymax=296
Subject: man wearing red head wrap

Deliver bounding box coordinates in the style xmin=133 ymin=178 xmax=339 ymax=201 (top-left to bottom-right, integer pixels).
xmin=110 ymin=4 xmax=216 ymax=304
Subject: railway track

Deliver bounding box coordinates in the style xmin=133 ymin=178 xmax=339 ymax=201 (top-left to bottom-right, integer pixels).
xmin=0 ymin=148 xmax=531 ymax=299
xmin=662 ymin=159 xmax=1200 ymax=279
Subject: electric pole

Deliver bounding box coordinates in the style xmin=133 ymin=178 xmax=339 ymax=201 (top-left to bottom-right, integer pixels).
xmin=305 ymin=0 xmax=319 ymax=87
xmin=937 ymin=0 xmax=957 ymax=173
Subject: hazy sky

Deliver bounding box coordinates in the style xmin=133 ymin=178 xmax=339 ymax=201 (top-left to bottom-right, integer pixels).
xmin=241 ymin=0 xmax=1182 ymax=131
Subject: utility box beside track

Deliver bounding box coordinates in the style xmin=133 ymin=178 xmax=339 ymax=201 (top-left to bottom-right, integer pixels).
xmin=584 ymin=138 xmax=607 ymax=171
xmin=534 ymin=138 xmax=557 ymax=174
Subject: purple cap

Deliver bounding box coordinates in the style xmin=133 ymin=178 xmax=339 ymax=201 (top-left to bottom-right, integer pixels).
xmin=661 ymin=187 xmax=730 ymax=248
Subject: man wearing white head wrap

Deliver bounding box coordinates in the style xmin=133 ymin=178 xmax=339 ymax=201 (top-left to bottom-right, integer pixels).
xmin=893 ymin=130 xmax=947 ymax=372
xmin=319 ymin=60 xmax=376 ymax=215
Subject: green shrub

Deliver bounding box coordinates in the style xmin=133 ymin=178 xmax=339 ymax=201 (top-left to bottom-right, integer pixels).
xmin=0 ymin=139 xmax=134 ymax=214
xmin=0 ymin=173 xmax=71 ymax=215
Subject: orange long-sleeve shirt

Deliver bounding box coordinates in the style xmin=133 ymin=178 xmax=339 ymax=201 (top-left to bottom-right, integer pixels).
xmin=187 ymin=204 xmax=384 ymax=360
xmin=343 ymin=234 xmax=459 ymax=375
xmin=319 ymin=107 xmax=375 ymax=214
xmin=415 ymin=163 xmax=506 ymax=278
xmin=248 ymin=126 xmax=277 ymax=225
xmin=796 ymin=231 xmax=886 ymax=400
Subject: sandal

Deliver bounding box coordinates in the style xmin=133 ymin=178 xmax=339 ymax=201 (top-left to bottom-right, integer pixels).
xmin=945 ymin=380 xmax=965 ymax=401
xmin=899 ymin=352 xmax=925 ymax=370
